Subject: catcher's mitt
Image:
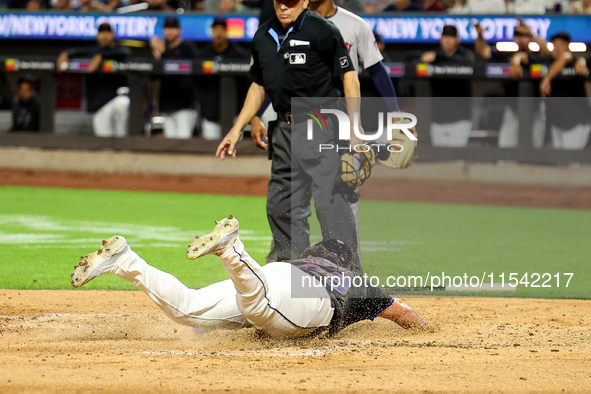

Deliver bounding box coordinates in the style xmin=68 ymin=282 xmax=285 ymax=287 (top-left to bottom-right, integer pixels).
xmin=340 ymin=146 xmax=376 ymax=188
xmin=378 ymin=119 xmax=417 ymax=169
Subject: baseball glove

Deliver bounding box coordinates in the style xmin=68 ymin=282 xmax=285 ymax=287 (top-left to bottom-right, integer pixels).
xmin=340 ymin=146 xmax=376 ymax=188
xmin=378 ymin=120 xmax=417 ymax=169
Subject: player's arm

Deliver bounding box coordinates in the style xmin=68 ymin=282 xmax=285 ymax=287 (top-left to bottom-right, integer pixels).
xmin=341 ymin=70 xmax=364 ymax=147
xmin=575 ymin=57 xmax=588 ymax=76
xmin=149 ymin=37 xmax=166 ymax=60
xmin=474 ymin=22 xmax=491 ymax=60
xmin=56 ymin=52 xmax=69 ymax=73
xmin=509 ymin=52 xmax=528 ymax=79
xmin=216 ymin=82 xmax=267 ymax=159
xmin=250 ymin=96 xmax=272 ymax=150
xmin=420 ymin=51 xmax=436 ymax=63
xmin=516 ymin=17 xmax=551 ymax=56
xmin=367 ymin=62 xmax=401 ymax=111
xmin=377 ymin=298 xmax=426 ymax=329
xmin=540 ymin=52 xmax=572 ymax=97
xmin=88 ymin=54 xmax=103 ymax=73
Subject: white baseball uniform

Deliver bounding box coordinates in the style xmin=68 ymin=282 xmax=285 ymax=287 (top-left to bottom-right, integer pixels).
xmin=326 ymin=6 xmax=383 ymax=75
xmin=106 ymin=235 xmax=334 ymax=338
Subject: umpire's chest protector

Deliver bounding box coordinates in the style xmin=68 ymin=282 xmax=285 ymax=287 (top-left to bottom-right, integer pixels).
xmin=249 ymin=9 xmax=355 ymax=113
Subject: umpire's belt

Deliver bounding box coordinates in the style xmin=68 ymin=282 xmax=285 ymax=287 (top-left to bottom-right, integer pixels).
xmin=277 ymin=112 xmax=309 ymax=125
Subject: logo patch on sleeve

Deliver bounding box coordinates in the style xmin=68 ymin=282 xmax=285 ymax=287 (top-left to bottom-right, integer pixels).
xmin=339 ymin=56 xmax=350 ymax=68
xmin=289 ymin=53 xmax=307 ymax=65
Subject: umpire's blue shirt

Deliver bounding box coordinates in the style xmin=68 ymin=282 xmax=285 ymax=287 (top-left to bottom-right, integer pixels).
xmin=250 ymin=8 xmax=356 ymax=113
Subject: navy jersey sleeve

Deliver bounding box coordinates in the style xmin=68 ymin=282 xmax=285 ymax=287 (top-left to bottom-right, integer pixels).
xmin=317 ymin=22 xmax=355 ymax=77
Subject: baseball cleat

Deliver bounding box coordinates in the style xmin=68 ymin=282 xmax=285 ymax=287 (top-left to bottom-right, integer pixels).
xmin=187 ymin=215 xmax=239 ymax=260
xmin=71 ymin=235 xmax=129 ymax=288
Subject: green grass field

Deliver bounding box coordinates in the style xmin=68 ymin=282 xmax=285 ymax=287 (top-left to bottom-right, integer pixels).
xmin=1 ymin=185 xmax=588 ymax=298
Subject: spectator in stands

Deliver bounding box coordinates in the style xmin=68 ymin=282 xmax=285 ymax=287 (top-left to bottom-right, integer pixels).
xmin=420 ymin=25 xmax=475 ymax=147
xmin=547 ymin=0 xmax=572 ymax=13
xmin=149 ymin=16 xmax=198 ymax=139
xmin=205 ymin=0 xmax=242 ymax=12
xmin=9 ymin=75 xmax=40 ymax=133
xmin=56 ymin=23 xmax=131 ymax=137
xmin=462 ymin=0 xmax=505 ymax=13
xmin=475 ymin=19 xmax=552 ymax=148
xmin=505 ymin=0 xmax=546 ymax=14
xmin=422 ymin=0 xmax=445 ymax=11
xmin=26 ymin=0 xmax=43 ymax=10
xmin=196 ymin=17 xmax=248 ymax=140
xmin=446 ymin=0 xmax=469 ymax=13
xmin=540 ymin=32 xmax=590 ymax=149
xmin=217 ymin=0 xmax=243 ymax=11
xmin=73 ymin=0 xmax=110 ymax=11
xmin=142 ymin=0 xmax=174 ymax=11
xmin=572 ymin=0 xmax=591 ymax=13
xmin=52 ymin=0 xmax=71 ymax=10
xmin=241 ymin=0 xmax=275 ymax=23
xmin=383 ymin=0 xmax=423 ymax=11
xmin=337 ymin=0 xmax=363 ymax=13
xmin=362 ymin=0 xmax=390 ymax=13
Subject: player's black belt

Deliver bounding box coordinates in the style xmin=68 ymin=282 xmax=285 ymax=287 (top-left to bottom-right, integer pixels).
xmin=277 ymin=112 xmax=309 ymax=125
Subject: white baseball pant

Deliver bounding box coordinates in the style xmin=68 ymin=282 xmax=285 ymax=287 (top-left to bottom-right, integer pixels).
xmin=550 ymin=124 xmax=591 ymax=150
xmin=108 ymin=235 xmax=334 ymax=338
xmin=498 ymin=102 xmax=546 ymax=148
xmin=163 ymin=109 xmax=198 ymax=139
xmin=430 ymin=120 xmax=472 ymax=147
xmin=92 ymin=95 xmax=130 ymax=138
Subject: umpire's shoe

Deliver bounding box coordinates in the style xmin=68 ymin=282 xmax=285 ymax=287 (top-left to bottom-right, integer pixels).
xmin=187 ymin=215 xmax=239 ymax=260
xmin=71 ymin=235 xmax=129 ymax=288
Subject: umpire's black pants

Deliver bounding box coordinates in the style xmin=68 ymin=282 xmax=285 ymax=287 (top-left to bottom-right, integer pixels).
xmin=266 ymin=117 xmax=360 ymax=271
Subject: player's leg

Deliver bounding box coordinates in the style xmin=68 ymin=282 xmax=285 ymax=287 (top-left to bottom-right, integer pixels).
xmin=92 ymin=101 xmax=114 ymax=137
xmin=557 ymin=123 xmax=591 ymax=150
xmin=71 ymin=236 xmax=246 ymax=330
xmin=550 ymin=124 xmax=564 ymax=149
xmin=187 ymin=216 xmax=333 ymax=338
xmin=376 ymin=298 xmax=427 ymax=329
xmin=162 ymin=112 xmax=178 ymax=139
xmin=292 ymin=118 xmax=361 ymax=271
xmin=111 ymin=95 xmax=130 ymax=137
xmin=498 ymin=105 xmax=519 ymax=148
xmin=266 ymin=121 xmax=312 ymax=262
xmin=532 ymin=100 xmax=547 ymax=149
xmin=174 ymin=109 xmax=197 ymax=139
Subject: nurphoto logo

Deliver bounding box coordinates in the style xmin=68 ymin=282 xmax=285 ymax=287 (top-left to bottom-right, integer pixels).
xmin=305 ymin=109 xmax=417 ymax=153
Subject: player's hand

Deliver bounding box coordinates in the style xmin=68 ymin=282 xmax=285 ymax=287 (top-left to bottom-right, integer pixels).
xmin=348 ymin=123 xmax=365 ymax=149
xmin=540 ymin=78 xmax=552 ymax=97
xmin=515 ymin=17 xmax=532 ymax=37
xmin=250 ymin=116 xmax=268 ymax=150
xmin=420 ymin=51 xmax=436 ymax=64
xmin=88 ymin=54 xmax=102 ymax=73
xmin=149 ymin=37 xmax=165 ymax=59
xmin=216 ymin=129 xmax=241 ymax=160
xmin=509 ymin=62 xmax=523 ymax=79
xmin=56 ymin=52 xmax=69 ymax=73
xmin=474 ymin=22 xmax=484 ymax=37
xmin=575 ymin=58 xmax=588 ymax=76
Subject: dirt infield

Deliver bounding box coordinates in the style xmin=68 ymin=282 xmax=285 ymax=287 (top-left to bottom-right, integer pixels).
xmin=1 ymin=290 xmax=589 ymax=392
xmin=1 ymin=168 xmax=591 ymax=392
xmin=3 ymin=168 xmax=591 ymax=209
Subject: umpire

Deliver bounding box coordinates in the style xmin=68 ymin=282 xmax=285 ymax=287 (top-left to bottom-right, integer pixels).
xmin=216 ymin=0 xmax=363 ymax=268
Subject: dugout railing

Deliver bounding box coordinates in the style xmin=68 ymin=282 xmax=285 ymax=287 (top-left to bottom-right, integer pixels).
xmin=0 ymin=56 xmax=590 ymax=165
